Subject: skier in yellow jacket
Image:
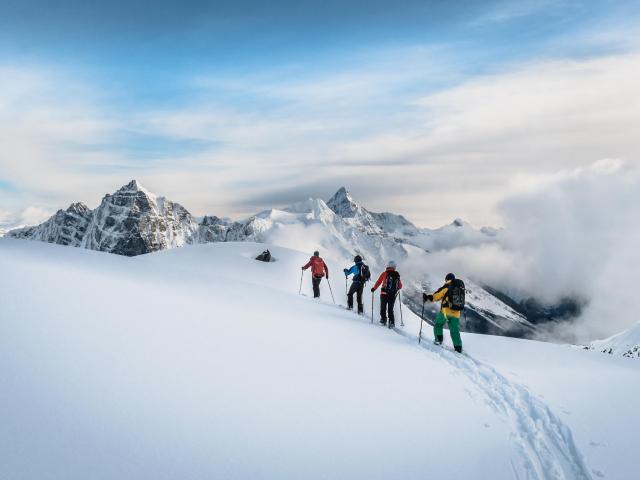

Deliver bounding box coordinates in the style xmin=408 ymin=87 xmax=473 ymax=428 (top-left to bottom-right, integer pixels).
xmin=423 ymin=273 xmax=465 ymax=353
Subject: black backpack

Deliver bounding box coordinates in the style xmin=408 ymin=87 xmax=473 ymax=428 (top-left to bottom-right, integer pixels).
xmin=255 ymin=250 xmax=271 ymax=262
xmin=384 ymin=270 xmax=400 ymax=296
xmin=360 ymin=264 xmax=371 ymax=282
xmin=446 ymin=278 xmax=466 ymax=311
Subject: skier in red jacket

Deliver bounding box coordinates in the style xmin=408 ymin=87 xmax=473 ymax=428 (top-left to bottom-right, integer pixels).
xmin=302 ymin=251 xmax=329 ymax=298
xmin=371 ymin=260 xmax=402 ymax=327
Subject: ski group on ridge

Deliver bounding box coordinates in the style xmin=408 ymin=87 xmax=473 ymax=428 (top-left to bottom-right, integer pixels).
xmin=300 ymin=251 xmax=466 ymax=353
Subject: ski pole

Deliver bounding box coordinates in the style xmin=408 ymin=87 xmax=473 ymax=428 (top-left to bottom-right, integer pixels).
xmin=399 ymin=291 xmax=404 ymax=327
xmin=327 ymin=278 xmax=335 ymax=304
xmin=371 ymin=291 xmax=374 ymax=323
xmin=419 ymin=301 xmax=425 ymax=343
xmin=299 ymin=269 xmax=304 ymax=294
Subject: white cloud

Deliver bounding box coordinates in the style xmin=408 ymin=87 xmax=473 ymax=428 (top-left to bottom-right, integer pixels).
xmin=0 ymin=205 xmax=53 ymax=230
xmin=1 ymin=48 xmax=640 ymax=229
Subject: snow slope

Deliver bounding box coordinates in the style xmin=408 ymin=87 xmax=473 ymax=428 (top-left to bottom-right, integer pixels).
xmin=2 ymin=239 xmax=637 ymax=479
xmin=212 ymin=197 xmax=531 ymax=337
xmin=6 ymin=181 xmax=532 ymax=337
xmin=588 ymin=322 xmax=640 ymax=358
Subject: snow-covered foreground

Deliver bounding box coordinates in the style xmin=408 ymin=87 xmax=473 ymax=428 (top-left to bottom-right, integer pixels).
xmin=1 ymin=239 xmax=637 ymax=479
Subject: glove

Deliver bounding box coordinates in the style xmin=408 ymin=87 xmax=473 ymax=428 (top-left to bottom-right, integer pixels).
xmin=423 ymin=293 xmax=434 ymax=302
xmin=343 ymin=268 xmax=349 ymax=275
xmin=371 ymin=287 xmax=375 ymax=292
xmin=326 ymin=275 xmax=329 ymax=280
xmin=301 ymin=266 xmax=305 ymax=270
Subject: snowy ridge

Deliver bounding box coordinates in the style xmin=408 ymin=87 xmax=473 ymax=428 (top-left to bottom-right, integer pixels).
xmin=9 ymin=202 xmax=92 ymax=247
xmin=325 ymin=187 xmax=498 ymax=252
xmin=587 ymin=322 xmax=640 ymax=358
xmin=6 ymin=181 xmax=529 ymax=337
xmin=3 ymin=238 xmax=625 ymax=479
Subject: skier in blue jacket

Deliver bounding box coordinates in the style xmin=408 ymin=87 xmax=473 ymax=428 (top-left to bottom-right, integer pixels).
xmin=343 ymin=255 xmax=369 ymax=314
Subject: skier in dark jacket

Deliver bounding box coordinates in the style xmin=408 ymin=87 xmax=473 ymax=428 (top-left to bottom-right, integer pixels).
xmin=302 ymin=251 xmax=329 ymax=298
xmin=343 ymin=255 xmax=368 ymax=314
xmin=371 ymin=260 xmax=403 ymax=327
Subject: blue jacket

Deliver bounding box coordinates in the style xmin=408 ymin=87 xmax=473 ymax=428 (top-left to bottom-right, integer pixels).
xmin=344 ymin=262 xmax=365 ymax=282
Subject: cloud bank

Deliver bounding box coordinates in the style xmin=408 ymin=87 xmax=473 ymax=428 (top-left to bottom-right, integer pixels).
xmin=424 ymin=160 xmax=640 ymax=342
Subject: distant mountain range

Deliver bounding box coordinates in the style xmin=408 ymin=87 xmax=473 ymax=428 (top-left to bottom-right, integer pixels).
xmin=6 ymin=180 xmax=579 ymax=338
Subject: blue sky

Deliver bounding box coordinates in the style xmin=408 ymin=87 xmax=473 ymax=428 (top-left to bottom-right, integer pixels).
xmin=1 ymin=0 xmax=639 ymax=227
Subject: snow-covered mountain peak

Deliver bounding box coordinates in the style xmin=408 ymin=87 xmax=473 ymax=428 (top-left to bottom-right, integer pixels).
xmin=79 ymin=182 xmax=197 ymax=256
xmin=283 ymin=197 xmax=337 ymax=223
xmin=66 ymin=202 xmax=90 ymax=215
xmin=326 ymin=186 xmax=360 ymax=218
xmin=118 ymin=179 xmax=151 ymax=195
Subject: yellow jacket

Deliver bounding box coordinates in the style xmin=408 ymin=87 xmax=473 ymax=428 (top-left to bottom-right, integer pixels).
xmin=432 ymin=281 xmax=461 ymax=319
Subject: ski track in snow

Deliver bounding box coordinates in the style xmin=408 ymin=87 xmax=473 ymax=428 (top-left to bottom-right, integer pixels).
xmin=393 ymin=327 xmax=593 ymax=480
xmin=328 ymin=301 xmax=592 ymax=480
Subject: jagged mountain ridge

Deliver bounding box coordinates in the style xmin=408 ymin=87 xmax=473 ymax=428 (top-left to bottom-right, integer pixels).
xmin=11 ymin=181 xmax=198 ymax=256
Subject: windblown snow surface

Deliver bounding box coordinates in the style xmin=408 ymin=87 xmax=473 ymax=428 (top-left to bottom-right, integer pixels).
xmin=1 ymin=239 xmax=638 ymax=479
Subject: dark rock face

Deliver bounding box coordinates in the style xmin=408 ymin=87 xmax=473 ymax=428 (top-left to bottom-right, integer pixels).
xmin=82 ymin=180 xmax=198 ymax=256
xmin=9 ymin=180 xmax=199 ymax=257
xmin=484 ymin=286 xmax=584 ymax=326
xmin=195 ymin=216 xmax=233 ymax=243
xmin=8 ymin=202 xmax=92 ymax=247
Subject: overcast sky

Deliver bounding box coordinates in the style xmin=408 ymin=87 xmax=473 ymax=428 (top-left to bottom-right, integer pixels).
xmin=1 ymin=0 xmax=639 ymax=228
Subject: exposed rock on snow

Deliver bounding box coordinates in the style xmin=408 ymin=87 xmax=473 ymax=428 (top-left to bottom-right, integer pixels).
xmin=588 ymin=322 xmax=640 ymax=358
xmin=81 ymin=180 xmax=198 ymax=256
xmin=9 ymin=202 xmax=93 ymax=247
xmin=9 ymin=180 xmax=199 ymax=256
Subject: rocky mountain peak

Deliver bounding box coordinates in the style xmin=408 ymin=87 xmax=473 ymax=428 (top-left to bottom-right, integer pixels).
xmin=121 ymin=179 xmax=145 ymax=192
xmin=66 ymin=202 xmax=90 ymax=214
xmin=113 ymin=179 xmax=156 ymax=200
xmin=327 ymin=187 xmax=359 ymax=218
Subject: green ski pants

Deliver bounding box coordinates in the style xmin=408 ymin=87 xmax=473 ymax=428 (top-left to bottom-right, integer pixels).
xmin=434 ymin=312 xmax=462 ymax=347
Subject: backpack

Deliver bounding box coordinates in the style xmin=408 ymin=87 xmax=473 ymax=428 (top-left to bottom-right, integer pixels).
xmin=446 ymin=278 xmax=466 ymax=311
xmin=255 ymin=250 xmax=271 ymax=262
xmin=384 ymin=270 xmax=400 ymax=296
xmin=360 ymin=264 xmax=371 ymax=282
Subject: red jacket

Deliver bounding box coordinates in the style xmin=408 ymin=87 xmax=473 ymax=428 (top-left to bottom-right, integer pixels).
xmin=303 ymin=256 xmax=329 ymax=278
xmin=372 ymin=267 xmax=402 ymax=295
